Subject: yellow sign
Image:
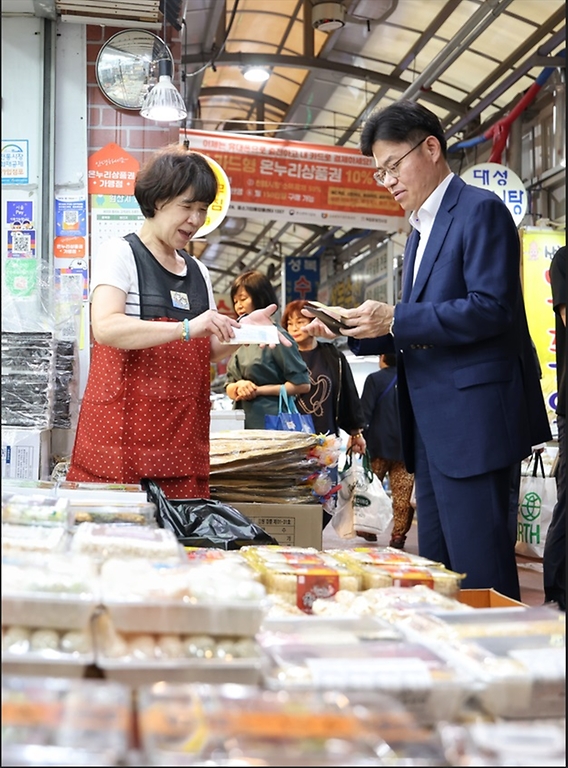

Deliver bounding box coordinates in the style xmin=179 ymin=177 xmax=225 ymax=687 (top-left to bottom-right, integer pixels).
xmin=194 ymin=153 xmax=231 ymax=238
xmin=521 ymin=227 xmax=566 ymax=436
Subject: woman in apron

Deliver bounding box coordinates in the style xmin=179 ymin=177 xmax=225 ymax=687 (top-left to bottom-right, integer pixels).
xmin=67 ymin=146 xmax=281 ymax=498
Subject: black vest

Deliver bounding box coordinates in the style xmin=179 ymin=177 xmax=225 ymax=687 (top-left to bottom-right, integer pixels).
xmin=124 ymin=233 xmax=209 ymax=321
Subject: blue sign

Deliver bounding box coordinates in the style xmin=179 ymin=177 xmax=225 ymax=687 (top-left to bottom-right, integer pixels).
xmin=285 ymin=256 xmax=320 ymax=303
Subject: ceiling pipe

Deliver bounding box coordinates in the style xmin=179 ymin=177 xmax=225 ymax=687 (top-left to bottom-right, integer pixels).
xmin=399 ymin=0 xmax=516 ymax=102
xmin=446 ymin=26 xmax=566 ymax=139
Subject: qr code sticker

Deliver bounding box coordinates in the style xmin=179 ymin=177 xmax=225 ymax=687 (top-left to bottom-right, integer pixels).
xmin=59 ymin=272 xmax=84 ymax=300
xmin=63 ymin=210 xmax=79 ymax=226
xmin=11 ymin=232 xmax=31 ymax=254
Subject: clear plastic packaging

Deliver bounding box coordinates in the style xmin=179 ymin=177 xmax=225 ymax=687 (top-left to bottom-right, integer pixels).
xmin=68 ymin=501 xmax=157 ymax=527
xmin=136 ymin=682 xmax=443 ymax=766
xmin=98 ymin=556 xmax=266 ymax=635
xmin=70 ymin=522 xmax=184 ymax=561
xmin=2 ymin=479 xmax=58 ymax=497
xmin=93 ymin=613 xmax=264 ymax=686
xmin=397 ymin=605 xmax=566 ymax=719
xmin=1 ymin=523 xmax=69 ymax=554
xmin=2 ymin=624 xmax=95 ymax=677
xmin=2 ymin=494 xmax=71 ymax=527
xmin=2 ymin=551 xmax=99 ymax=629
xmin=438 ymin=719 xmax=566 ymax=766
xmin=1 ymin=331 xmax=57 ymax=429
xmin=1 ymin=675 xmax=131 ymax=763
xmin=261 ymin=635 xmax=471 ymax=725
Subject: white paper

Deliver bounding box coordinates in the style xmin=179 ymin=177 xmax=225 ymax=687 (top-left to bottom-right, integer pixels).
xmin=220 ymin=325 xmax=280 ymax=345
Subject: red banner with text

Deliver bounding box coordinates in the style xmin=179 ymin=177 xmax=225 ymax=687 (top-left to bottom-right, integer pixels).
xmin=181 ymin=130 xmax=404 ymax=232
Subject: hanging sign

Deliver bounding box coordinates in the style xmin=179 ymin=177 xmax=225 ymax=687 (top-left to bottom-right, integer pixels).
xmin=88 ymin=143 xmax=139 ymax=195
xmin=460 ymin=162 xmax=527 ymax=226
xmin=181 ymin=129 xmax=405 ymax=232
xmin=285 ymin=256 xmax=320 ymax=303
xmin=194 ymin=154 xmax=231 ymax=238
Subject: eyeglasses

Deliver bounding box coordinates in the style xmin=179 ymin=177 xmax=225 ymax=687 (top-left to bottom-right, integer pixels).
xmin=373 ymin=137 xmax=428 ymax=186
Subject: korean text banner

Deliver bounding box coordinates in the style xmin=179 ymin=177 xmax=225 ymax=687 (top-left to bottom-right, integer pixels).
xmin=180 ymin=130 xmax=405 ymax=231
xmin=521 ymin=228 xmax=565 ymax=436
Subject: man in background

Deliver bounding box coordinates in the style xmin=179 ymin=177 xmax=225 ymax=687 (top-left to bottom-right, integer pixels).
xmin=543 ymin=245 xmax=566 ymax=611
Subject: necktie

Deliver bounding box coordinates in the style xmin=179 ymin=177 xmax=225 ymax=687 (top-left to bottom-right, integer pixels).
xmin=401 ymin=229 xmax=420 ymax=302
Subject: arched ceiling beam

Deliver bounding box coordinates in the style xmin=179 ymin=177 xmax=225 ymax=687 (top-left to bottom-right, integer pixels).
xmin=181 ymin=52 xmax=466 ymax=117
xmin=197 ymin=86 xmax=290 ymax=115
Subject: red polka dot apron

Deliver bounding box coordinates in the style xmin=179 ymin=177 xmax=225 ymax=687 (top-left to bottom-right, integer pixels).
xmin=67 ymin=326 xmax=211 ymax=498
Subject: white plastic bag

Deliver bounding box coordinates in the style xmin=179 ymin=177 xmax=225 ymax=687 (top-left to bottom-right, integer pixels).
xmin=332 ymin=450 xmax=393 ymax=538
xmin=331 ymin=453 xmax=358 ymax=538
xmin=516 ymin=451 xmax=556 ymax=558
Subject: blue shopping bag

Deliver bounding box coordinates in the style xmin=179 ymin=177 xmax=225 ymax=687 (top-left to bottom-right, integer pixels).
xmin=264 ymin=385 xmax=315 ymax=434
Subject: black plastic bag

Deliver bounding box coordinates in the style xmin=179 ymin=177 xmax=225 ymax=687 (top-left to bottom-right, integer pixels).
xmin=143 ymin=479 xmax=279 ymax=549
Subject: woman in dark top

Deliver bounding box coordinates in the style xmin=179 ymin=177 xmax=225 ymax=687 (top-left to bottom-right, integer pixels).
xmin=283 ymin=299 xmax=366 ymax=530
xmin=360 ymin=353 xmax=415 ymax=549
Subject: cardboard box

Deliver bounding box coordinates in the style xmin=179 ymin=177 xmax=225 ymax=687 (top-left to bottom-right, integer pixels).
xmin=1 ymin=428 xmax=51 ymax=480
xmin=231 ymin=502 xmax=323 ymax=549
xmin=457 ymin=588 xmax=526 ymax=609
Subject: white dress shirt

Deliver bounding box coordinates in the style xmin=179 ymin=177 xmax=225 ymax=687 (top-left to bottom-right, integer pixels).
xmin=410 ymin=172 xmax=454 ymax=285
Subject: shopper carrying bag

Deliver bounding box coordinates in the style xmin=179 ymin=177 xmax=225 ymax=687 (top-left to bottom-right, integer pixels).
xmin=516 ymin=451 xmax=556 ymax=559
xmin=332 ymin=448 xmax=393 ymax=539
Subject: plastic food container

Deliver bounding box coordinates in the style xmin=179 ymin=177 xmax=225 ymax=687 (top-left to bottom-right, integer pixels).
xmin=68 ymin=501 xmax=157 ymax=527
xmin=2 ymin=494 xmax=70 ymax=527
xmin=416 ymin=605 xmax=566 ymax=719
xmin=98 ymin=556 xmax=267 ymax=635
xmin=1 ymin=523 xmax=69 ymax=554
xmin=1 ymin=675 xmax=131 ymax=763
xmin=261 ymin=636 xmax=471 ymax=725
xmin=93 ymin=613 xmax=264 ymax=686
xmin=2 ymin=552 xmax=99 ymax=629
xmin=70 ymin=522 xmax=184 ymax=561
xmin=136 ymin=682 xmax=442 ymax=766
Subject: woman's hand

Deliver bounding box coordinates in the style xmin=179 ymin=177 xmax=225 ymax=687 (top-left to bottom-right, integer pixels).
xmin=347 ymin=433 xmax=367 ymax=455
xmin=190 ymin=309 xmax=239 ymax=343
xmin=235 ymin=380 xmax=258 ymax=400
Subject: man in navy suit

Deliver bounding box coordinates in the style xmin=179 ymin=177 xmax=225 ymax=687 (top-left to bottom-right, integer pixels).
xmin=305 ymin=101 xmax=551 ymax=599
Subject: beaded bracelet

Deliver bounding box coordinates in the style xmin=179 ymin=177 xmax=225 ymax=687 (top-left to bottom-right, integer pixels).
xmin=181 ymin=318 xmax=190 ymax=342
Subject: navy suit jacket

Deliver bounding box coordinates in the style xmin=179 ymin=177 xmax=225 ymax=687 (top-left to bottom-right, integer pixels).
xmin=350 ymin=175 xmax=551 ymax=478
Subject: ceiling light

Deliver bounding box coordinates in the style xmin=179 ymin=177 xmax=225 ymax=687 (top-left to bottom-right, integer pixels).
xmin=243 ymin=66 xmax=270 ymax=83
xmin=140 ymin=58 xmax=187 ymax=122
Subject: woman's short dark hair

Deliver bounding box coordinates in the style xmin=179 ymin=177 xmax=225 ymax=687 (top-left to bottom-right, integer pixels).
xmin=360 ymin=100 xmax=447 ymax=158
xmin=281 ymin=299 xmax=308 ymax=329
xmin=134 ymin=145 xmax=218 ymax=218
xmin=230 ymin=270 xmax=279 ymax=311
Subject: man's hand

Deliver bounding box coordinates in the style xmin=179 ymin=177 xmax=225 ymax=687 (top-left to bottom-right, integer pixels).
xmin=340 ymin=300 xmax=394 ymax=339
xmin=302 ymin=300 xmax=395 ymax=339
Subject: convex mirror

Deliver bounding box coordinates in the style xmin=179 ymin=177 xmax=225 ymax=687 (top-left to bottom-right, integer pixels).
xmin=96 ymin=29 xmax=174 ymax=110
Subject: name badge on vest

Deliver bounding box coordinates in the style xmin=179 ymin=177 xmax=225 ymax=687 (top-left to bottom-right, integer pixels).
xmin=171 ymin=291 xmax=190 ymax=310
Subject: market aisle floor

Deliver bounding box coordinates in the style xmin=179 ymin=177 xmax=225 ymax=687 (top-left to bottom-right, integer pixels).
xmin=322 ymin=517 xmax=545 ymax=607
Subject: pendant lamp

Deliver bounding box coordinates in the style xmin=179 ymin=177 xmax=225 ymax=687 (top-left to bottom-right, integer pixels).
xmin=140 ymin=58 xmax=187 ymax=122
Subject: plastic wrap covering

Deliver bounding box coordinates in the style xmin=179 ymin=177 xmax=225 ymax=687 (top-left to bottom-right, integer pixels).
xmin=53 ymin=339 xmax=79 ymax=430
xmin=1 ymin=332 xmax=57 ymax=429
